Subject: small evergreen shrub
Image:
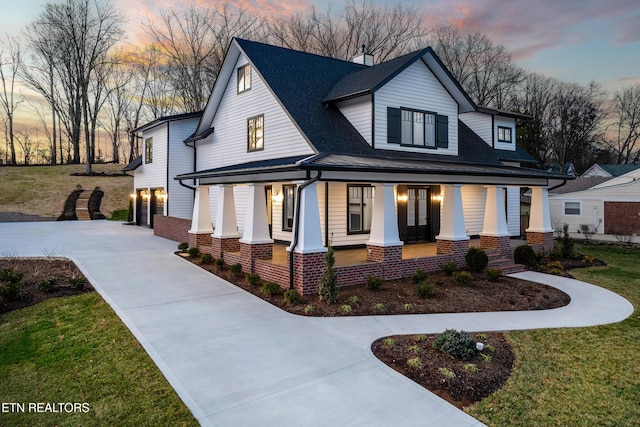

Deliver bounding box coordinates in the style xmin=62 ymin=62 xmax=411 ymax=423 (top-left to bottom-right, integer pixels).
xmin=177 ymin=242 xmax=189 ymax=252
xmin=341 ymin=304 xmax=353 ymax=314
xmin=68 ymin=275 xmax=86 ymax=290
xmin=453 ymin=271 xmax=472 ymax=285
xmin=373 ymin=303 xmax=385 ymax=312
xmin=318 ymin=245 xmax=338 ymax=304
xmin=407 ymin=358 xmax=423 ymax=370
xmin=0 ymin=281 xmax=21 ymax=301
xmin=38 ymin=276 xmax=57 ymax=292
xmin=463 ymin=363 xmax=479 ymax=373
xmin=403 ymin=303 xmax=413 ymax=312
xmin=366 ymin=276 xmax=383 ymax=291
xmin=260 ymin=281 xmax=281 ymax=296
xmin=583 ymin=254 xmax=596 ymax=264
xmin=0 ymin=267 xmax=23 ymax=284
xmin=199 ymin=253 xmax=213 ymax=264
xmin=465 ymin=247 xmax=488 ymax=272
xmin=245 ymin=273 xmax=261 ymax=286
xmin=214 ymin=258 xmax=224 ymax=268
xmin=230 ymin=263 xmax=243 ymax=276
xmin=283 ymin=289 xmax=302 ymax=304
xmin=303 ymin=304 xmax=314 ymax=314
xmin=440 ymin=261 xmax=457 ymax=276
xmin=415 ymin=280 xmax=435 ymax=299
xmin=514 ymin=244 xmax=537 ymax=267
xmin=347 ymin=295 xmax=359 ymax=305
xmin=382 ymin=338 xmax=396 ymax=347
xmin=188 ymin=247 xmax=200 ymax=258
xmin=414 ymin=334 xmax=428 ymax=343
xmin=485 ymin=269 xmax=502 ymax=282
xmin=438 ymin=367 xmax=456 ymax=379
xmin=561 ymin=223 xmax=575 ymax=259
xmin=408 ymin=345 xmax=421 ymax=354
xmin=432 ymin=329 xmax=477 ymax=361
xmin=411 ymin=269 xmax=428 ymax=284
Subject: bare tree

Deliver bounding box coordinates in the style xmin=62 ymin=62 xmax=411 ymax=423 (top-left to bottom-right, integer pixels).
xmin=430 ymin=26 xmax=523 ymax=108
xmin=0 ymin=35 xmax=23 ymax=165
xmin=14 ymin=128 xmax=34 ymax=165
xmin=608 ymin=85 xmax=640 ymax=164
xmin=101 ymin=52 xmax=134 ymax=163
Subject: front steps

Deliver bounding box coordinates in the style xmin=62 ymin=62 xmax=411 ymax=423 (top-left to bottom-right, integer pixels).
xmin=485 ymin=249 xmax=526 ymax=274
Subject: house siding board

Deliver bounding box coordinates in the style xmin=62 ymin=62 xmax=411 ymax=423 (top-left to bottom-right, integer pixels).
xmin=327 ymin=182 xmax=371 ymax=247
xmin=196 ymin=54 xmax=314 ymax=173
xmin=134 ymin=125 xmax=168 ymax=191
xmin=168 ymin=117 xmax=199 ymax=220
xmin=550 ymin=198 xmax=604 ymax=234
xmin=460 ymin=112 xmax=492 ymax=146
xmin=506 ymin=187 xmax=520 ymax=236
xmin=494 ymin=116 xmax=516 ymax=151
xmin=461 ymin=185 xmax=485 ymax=236
xmin=374 ymin=61 xmax=458 ymax=155
xmin=336 ymin=96 xmax=372 ymax=145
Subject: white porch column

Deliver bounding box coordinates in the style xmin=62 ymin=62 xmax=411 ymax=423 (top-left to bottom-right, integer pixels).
xmin=527 ymin=186 xmax=552 ymax=232
xmin=213 ymin=184 xmax=240 ymax=238
xmin=436 ymin=184 xmax=469 ymax=241
xmin=366 ymin=183 xmax=403 ymax=247
xmin=240 ymin=183 xmax=273 ymax=244
xmin=288 ymin=181 xmax=326 ymax=254
xmin=480 ymin=186 xmax=509 ymax=237
xmin=188 ymin=185 xmax=213 ymax=234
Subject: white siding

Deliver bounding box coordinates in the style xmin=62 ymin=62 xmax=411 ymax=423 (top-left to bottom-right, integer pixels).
xmin=167 ymin=117 xmax=199 ymax=220
xmin=374 ymin=61 xmax=459 ymax=155
xmin=207 ymin=185 xmax=248 ymax=235
xmin=336 ymin=95 xmax=372 ymax=145
xmin=133 ymin=125 xmax=168 ymax=191
xmin=326 ymin=182 xmax=371 ymax=246
xmin=494 ymin=116 xmax=516 ymax=151
xmin=506 ymin=187 xmax=521 ymax=236
xmin=196 ymin=54 xmax=314 ymax=173
xmin=460 ymin=112 xmax=492 ymax=146
xmin=462 ymin=185 xmax=520 ymax=236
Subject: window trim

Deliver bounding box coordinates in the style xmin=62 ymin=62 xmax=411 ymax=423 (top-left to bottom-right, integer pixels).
xmin=400 ymin=107 xmax=437 ymax=148
xmin=282 ymin=184 xmax=296 ymax=232
xmin=346 ymin=184 xmax=373 ymax=235
xmin=144 ymin=137 xmax=153 ymax=164
xmin=563 ymin=200 xmax=582 ymax=216
xmin=237 ymin=64 xmax=251 ymax=94
xmin=387 ymin=107 xmax=448 ymax=149
xmin=497 ymin=126 xmax=513 ymax=143
xmin=247 ymin=114 xmax=264 ymax=152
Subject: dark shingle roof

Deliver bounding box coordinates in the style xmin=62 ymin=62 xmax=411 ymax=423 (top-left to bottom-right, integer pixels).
xmin=131 ymin=111 xmax=202 ymax=134
xmin=599 ymin=164 xmax=640 ymax=176
xmin=549 ymin=177 xmax=613 ymax=194
xmin=123 ymin=156 xmax=142 ymax=172
xmin=495 ymin=145 xmax=538 ymax=164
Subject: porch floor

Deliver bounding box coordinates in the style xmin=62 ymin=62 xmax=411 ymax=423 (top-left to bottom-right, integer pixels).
xmin=266 ymin=238 xmax=526 ymax=267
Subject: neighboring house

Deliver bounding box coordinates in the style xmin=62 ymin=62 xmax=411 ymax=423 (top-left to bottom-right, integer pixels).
xmin=124 ymin=112 xmax=201 ymax=235
xmin=137 ymin=38 xmax=566 ymax=294
xmin=549 ymin=168 xmax=640 ymax=236
xmin=581 ymin=163 xmax=640 ymax=178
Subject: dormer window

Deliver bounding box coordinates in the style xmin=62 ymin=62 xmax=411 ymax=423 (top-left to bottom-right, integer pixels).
xmin=388 ymin=107 xmax=448 ymax=149
xmin=498 ymin=126 xmax=512 ymax=143
xmin=237 ymin=64 xmax=251 ymax=93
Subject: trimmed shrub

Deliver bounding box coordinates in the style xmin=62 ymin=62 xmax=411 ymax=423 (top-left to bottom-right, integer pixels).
xmin=485 ymin=269 xmax=502 ymax=282
xmin=465 ymin=247 xmax=488 ymax=272
xmin=514 ymin=244 xmax=537 ymax=267
xmin=432 ymin=329 xmax=477 ymax=361
xmin=38 ymin=276 xmax=57 ymax=292
xmin=0 ymin=267 xmax=23 ymax=284
xmin=440 ymin=261 xmax=457 ymax=276
xmin=199 ymin=253 xmax=213 ymax=264
xmin=177 ymin=242 xmax=189 ymax=252
xmin=411 ymin=269 xmax=428 ymax=284
xmin=214 ymin=258 xmax=224 ymax=268
xmin=318 ymin=245 xmax=338 ymax=304
xmin=283 ymin=289 xmax=302 ymax=304
xmin=245 ymin=273 xmax=261 ymax=286
xmin=453 ymin=271 xmax=472 ymax=285
xmin=366 ymin=276 xmax=383 ymax=291
xmin=187 ymin=247 xmax=200 ymax=258
xmin=0 ymin=281 xmax=21 ymax=301
xmin=230 ymin=263 xmax=243 ymax=277
xmin=68 ymin=275 xmax=86 ymax=290
xmin=260 ymin=281 xmax=281 ymax=296
xmin=415 ymin=280 xmax=436 ymax=299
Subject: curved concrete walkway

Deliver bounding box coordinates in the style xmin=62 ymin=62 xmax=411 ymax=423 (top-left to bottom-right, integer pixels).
xmin=0 ymin=221 xmax=633 ymax=427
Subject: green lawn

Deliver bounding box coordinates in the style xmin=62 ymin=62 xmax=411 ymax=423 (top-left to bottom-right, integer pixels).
xmin=467 ymin=245 xmax=640 ymax=426
xmin=0 ymin=293 xmax=198 ymax=426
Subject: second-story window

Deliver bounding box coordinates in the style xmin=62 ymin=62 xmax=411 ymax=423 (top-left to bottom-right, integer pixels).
xmin=498 ymin=126 xmax=512 ymax=143
xmin=144 ymin=137 xmax=153 ymax=164
xmin=389 ymin=107 xmax=447 ymax=148
xmin=237 ymin=64 xmax=251 ymax=93
xmin=248 ymin=115 xmax=264 ymax=152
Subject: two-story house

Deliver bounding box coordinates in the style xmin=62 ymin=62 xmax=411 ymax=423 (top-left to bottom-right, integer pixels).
xmin=132 ymin=38 xmax=565 ymax=294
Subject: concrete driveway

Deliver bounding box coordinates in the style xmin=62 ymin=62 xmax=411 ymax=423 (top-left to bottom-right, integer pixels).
xmin=0 ymin=221 xmax=633 ymax=426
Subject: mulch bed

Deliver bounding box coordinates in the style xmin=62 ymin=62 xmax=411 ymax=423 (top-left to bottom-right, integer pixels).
xmin=0 ymin=258 xmax=93 ymax=314
xmin=372 ymin=332 xmax=514 ymax=409
xmin=182 ymin=253 xmax=570 ymax=317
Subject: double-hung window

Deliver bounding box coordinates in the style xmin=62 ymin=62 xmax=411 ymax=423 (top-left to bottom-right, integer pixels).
xmin=498 ymin=126 xmax=512 ymax=143
xmin=248 ymin=115 xmax=264 ymax=152
xmin=282 ymin=185 xmax=296 ymax=231
xmin=237 ymin=64 xmax=251 ymax=93
xmin=564 ymin=201 xmax=581 ymax=216
xmin=401 ymin=110 xmax=436 ymax=147
xmin=347 ymin=185 xmax=373 ymax=233
xmin=144 ymin=137 xmax=153 ymax=164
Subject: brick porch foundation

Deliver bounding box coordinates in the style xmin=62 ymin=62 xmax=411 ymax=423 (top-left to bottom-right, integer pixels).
xmin=240 ymin=242 xmax=273 ymax=273
xmin=188 ymin=232 xmax=212 ymax=249
xmin=436 ymin=239 xmax=469 ymax=267
xmin=153 ymin=215 xmax=191 ymax=243
xmin=211 ymin=236 xmax=240 ymax=258
xmin=366 ymin=244 xmax=403 ymax=280
xmin=526 ymin=231 xmax=554 ymax=253
xmin=291 ymin=251 xmax=326 ymax=295
xmin=480 ymin=235 xmax=512 ymax=258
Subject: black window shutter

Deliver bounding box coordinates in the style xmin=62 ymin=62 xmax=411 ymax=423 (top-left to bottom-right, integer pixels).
xmin=387 ymin=107 xmax=401 ymax=144
xmin=436 ymin=115 xmax=449 ymax=148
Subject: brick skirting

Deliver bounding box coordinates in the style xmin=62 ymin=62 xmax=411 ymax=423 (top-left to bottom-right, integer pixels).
xmin=211 ymin=236 xmax=240 ymax=258
xmin=240 ymin=242 xmax=273 ymax=273
xmin=526 ymin=231 xmax=554 ymax=252
xmin=480 ymin=235 xmax=512 ymax=258
xmin=153 ymin=215 xmax=191 ymax=243
xmin=366 ymin=245 xmax=403 ymax=280
xmin=436 ymin=239 xmax=469 ymax=267
xmin=189 ymin=232 xmax=212 ymax=248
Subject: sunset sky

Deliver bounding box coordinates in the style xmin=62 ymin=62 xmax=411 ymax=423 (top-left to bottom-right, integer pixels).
xmin=3 ymin=0 xmax=640 ymax=96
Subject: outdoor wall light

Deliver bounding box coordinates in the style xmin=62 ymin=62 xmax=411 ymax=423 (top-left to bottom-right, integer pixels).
xmin=130 ymin=193 xmax=136 ymax=199
xmin=432 ymin=193 xmax=443 ymax=203
xmin=397 ymin=194 xmax=408 ymax=203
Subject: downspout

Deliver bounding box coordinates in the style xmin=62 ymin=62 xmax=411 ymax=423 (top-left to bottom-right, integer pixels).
xmin=288 ymin=171 xmax=322 ymax=290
